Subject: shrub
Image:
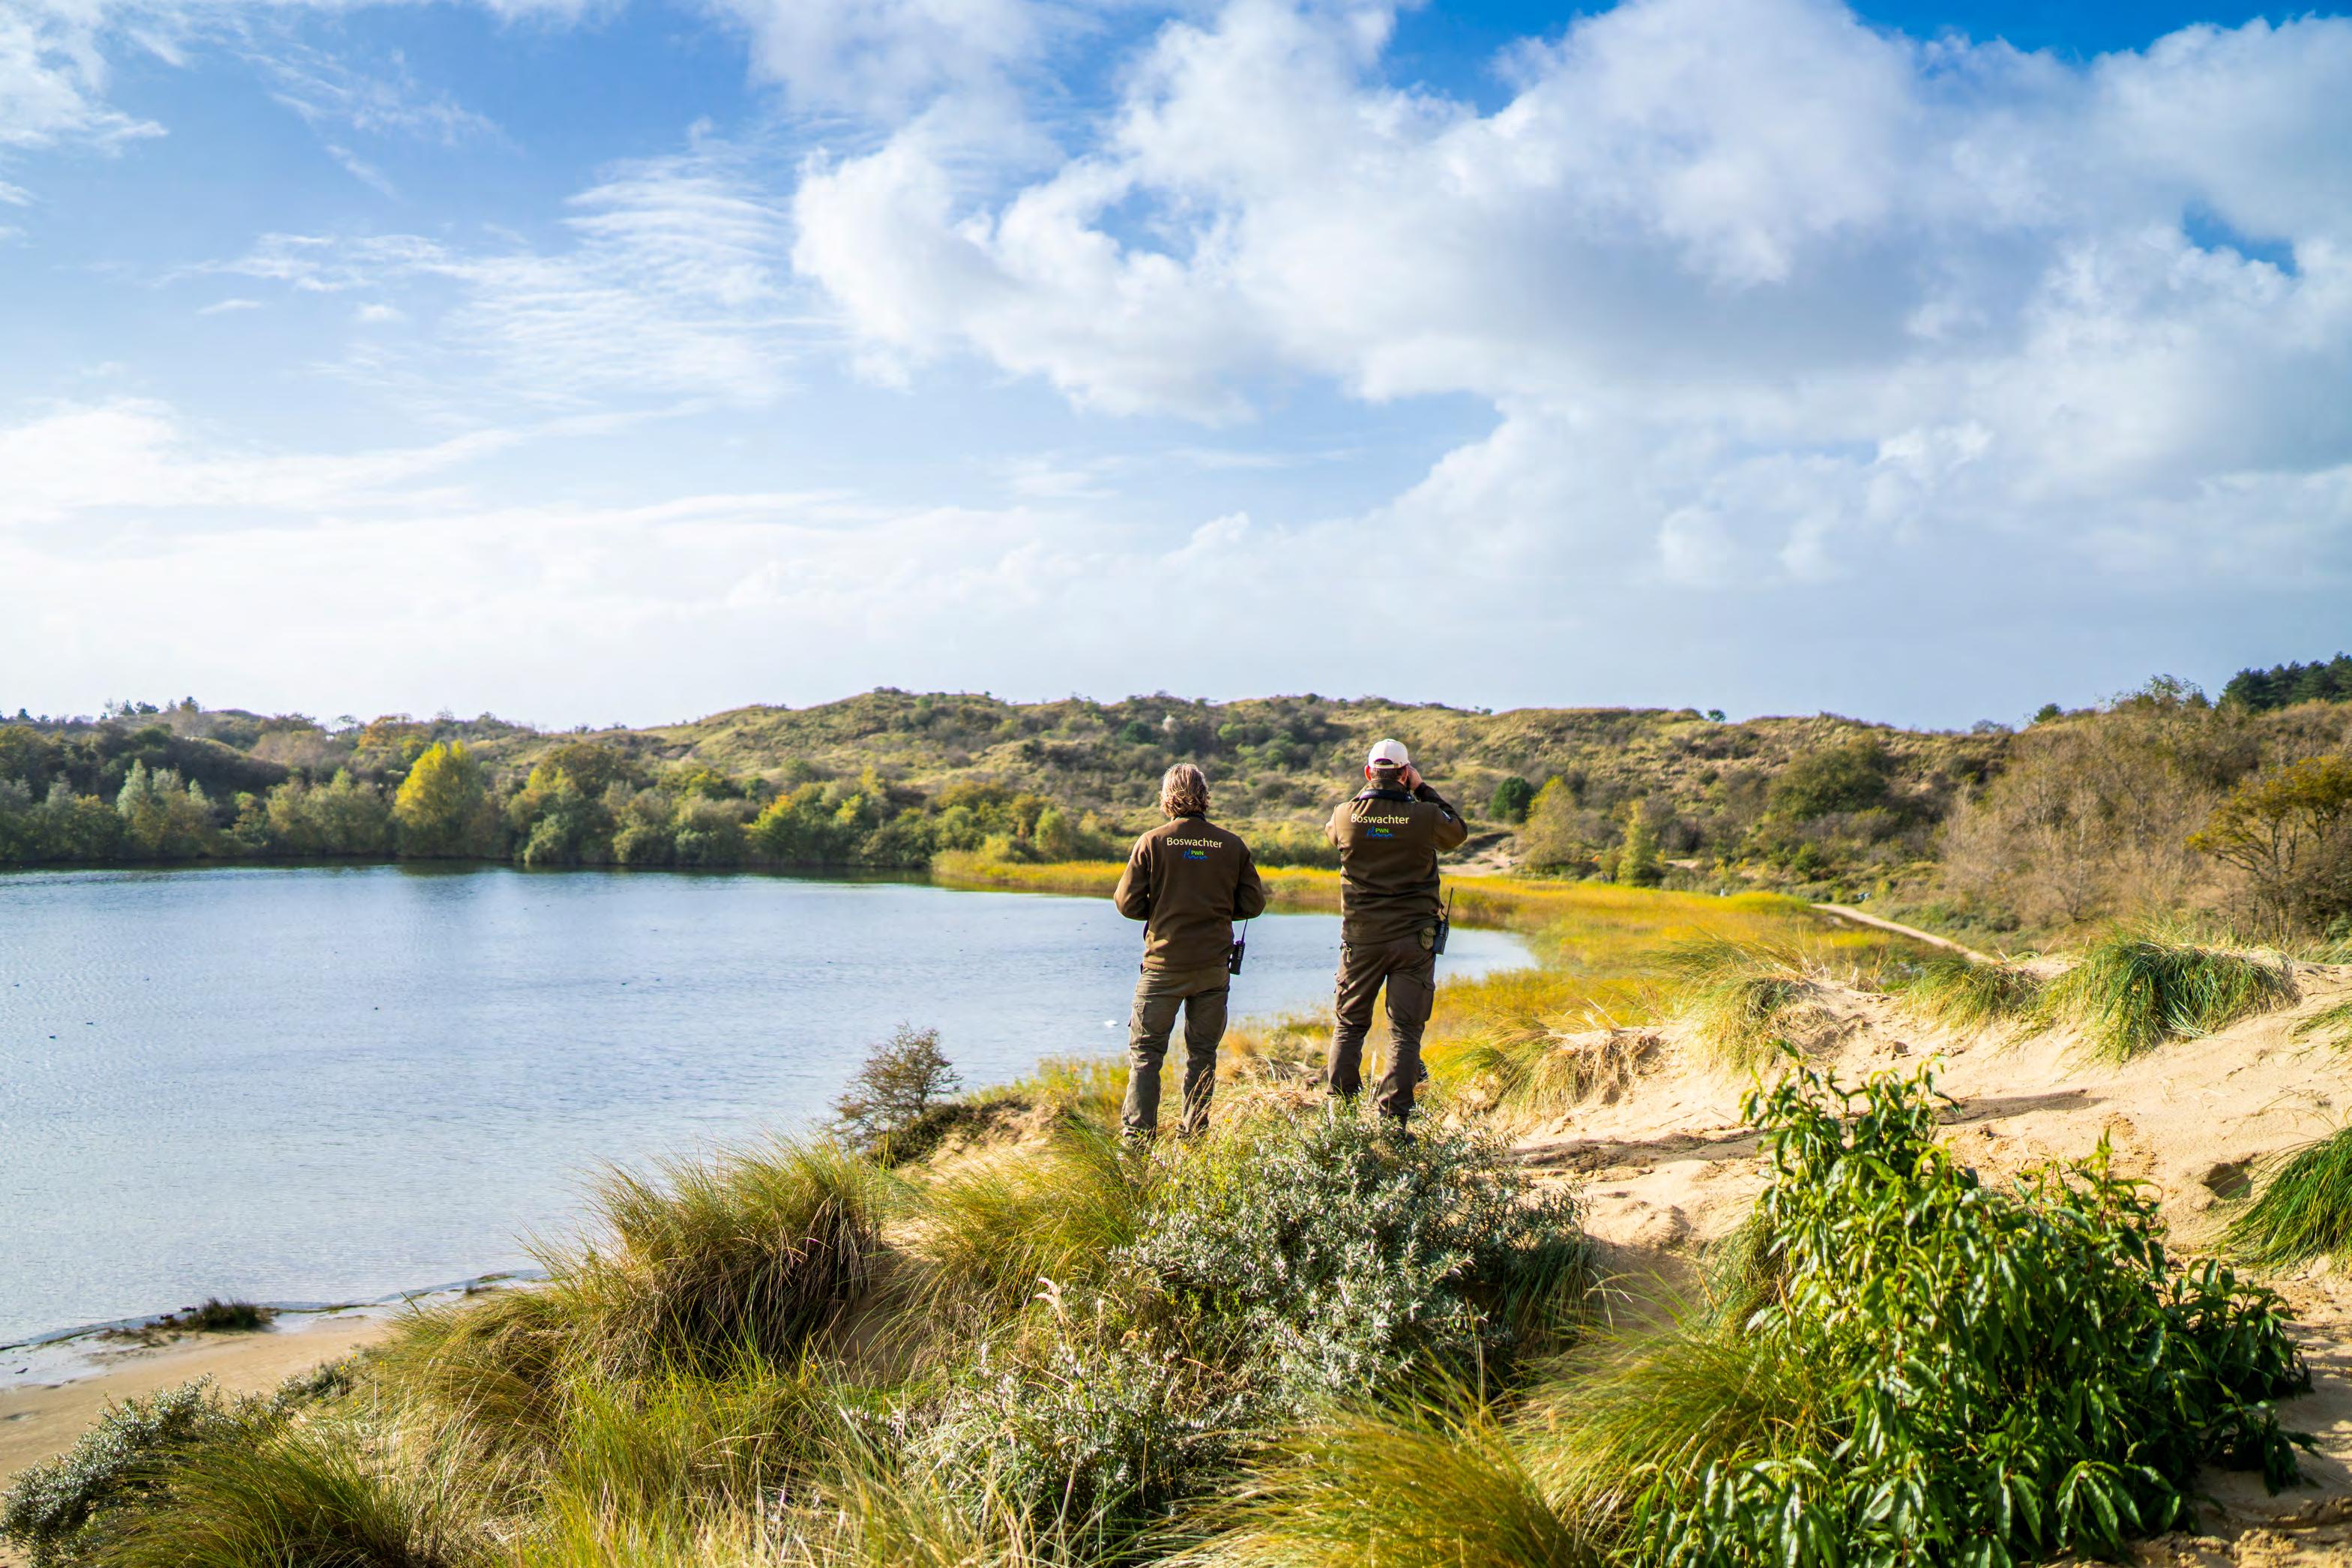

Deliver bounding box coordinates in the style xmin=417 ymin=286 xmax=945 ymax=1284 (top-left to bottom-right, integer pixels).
xmin=1489 ymin=777 xmax=1535 ymax=823
xmin=2037 ymin=929 xmax=2297 ymax=1061
xmin=2189 ymin=754 xmax=2352 ymax=935
xmin=1565 ymin=1067 xmax=2311 ymax=1564
xmin=2226 ymin=1125 xmax=2352 ymax=1269
xmin=833 ymin=1025 xmax=962 ymax=1163
xmin=1 ymin=1380 xmax=237 ymax=1567
xmin=925 ymin=1324 xmax=1249 ymax=1525
xmin=1121 ymin=1105 xmax=1587 ymax=1408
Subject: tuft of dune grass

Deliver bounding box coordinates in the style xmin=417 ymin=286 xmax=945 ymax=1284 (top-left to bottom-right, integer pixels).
xmin=895 ymin=1116 xmax=1154 ymax=1324
xmin=562 ymin=1139 xmax=890 ymax=1379
xmin=96 ymin=1418 xmax=469 ymax=1568
xmin=2226 ymin=1126 xmax=2352 ymax=1269
xmin=1886 ymin=952 xmax=2045 ymax=1039
xmin=1196 ymin=1396 xmax=1598 ymax=1568
xmin=2037 ymin=929 xmax=2297 ymax=1063
xmin=2293 ymin=997 xmax=2352 ymax=1051
xmin=1661 ymin=939 xmax=1820 ymax=1073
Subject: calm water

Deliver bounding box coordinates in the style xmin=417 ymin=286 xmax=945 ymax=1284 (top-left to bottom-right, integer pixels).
xmin=0 ymin=865 xmax=1521 ymax=1344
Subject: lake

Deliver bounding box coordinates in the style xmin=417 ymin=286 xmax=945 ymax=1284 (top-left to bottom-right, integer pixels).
xmin=0 ymin=865 xmax=1523 ymax=1345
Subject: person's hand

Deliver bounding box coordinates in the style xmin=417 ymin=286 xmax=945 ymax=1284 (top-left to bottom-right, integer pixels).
xmin=1399 ymin=763 xmax=1422 ymax=791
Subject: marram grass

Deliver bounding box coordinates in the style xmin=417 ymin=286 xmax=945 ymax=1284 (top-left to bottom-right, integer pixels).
xmin=2226 ymin=1126 xmax=2352 ymax=1268
xmin=2037 ymin=930 xmax=2297 ymax=1062
xmin=1661 ymin=939 xmax=1819 ymax=1073
xmin=1195 ymin=1396 xmax=1597 ymax=1568
xmin=1887 ymin=951 xmax=2045 ymax=1038
xmin=2293 ymin=997 xmax=2352 ymax=1050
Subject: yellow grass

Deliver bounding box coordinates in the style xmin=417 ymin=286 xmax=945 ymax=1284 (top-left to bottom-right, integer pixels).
xmin=931 ymin=854 xmax=1908 ymax=1121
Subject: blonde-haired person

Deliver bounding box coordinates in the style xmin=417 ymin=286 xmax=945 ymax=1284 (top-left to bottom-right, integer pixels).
xmin=1111 ymin=762 xmax=1267 ymax=1138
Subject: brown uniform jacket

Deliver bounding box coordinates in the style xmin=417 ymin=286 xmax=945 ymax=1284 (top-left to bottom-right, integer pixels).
xmin=1113 ymin=815 xmax=1269 ymax=971
xmin=1324 ymin=783 xmax=1468 ymax=944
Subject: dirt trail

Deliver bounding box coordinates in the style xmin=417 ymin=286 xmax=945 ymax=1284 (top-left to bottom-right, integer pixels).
xmin=1812 ymin=901 xmax=1997 ymax=961
xmin=1516 ymin=962 xmax=2352 ymax=1564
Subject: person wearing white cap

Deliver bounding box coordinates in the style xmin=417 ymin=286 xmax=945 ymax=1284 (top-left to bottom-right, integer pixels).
xmin=1321 ymin=738 xmax=1467 ymax=1125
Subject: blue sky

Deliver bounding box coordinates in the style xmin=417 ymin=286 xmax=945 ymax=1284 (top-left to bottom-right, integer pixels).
xmin=3 ymin=0 xmax=2348 ymax=732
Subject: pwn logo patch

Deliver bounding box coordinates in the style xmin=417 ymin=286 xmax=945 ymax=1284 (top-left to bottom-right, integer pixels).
xmin=1183 ymin=848 xmax=1207 ymax=860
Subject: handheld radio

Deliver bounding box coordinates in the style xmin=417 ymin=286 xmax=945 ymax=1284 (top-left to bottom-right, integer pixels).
xmin=1228 ymin=920 xmax=1250 ymax=975
xmin=1432 ymin=890 xmax=1453 ymax=956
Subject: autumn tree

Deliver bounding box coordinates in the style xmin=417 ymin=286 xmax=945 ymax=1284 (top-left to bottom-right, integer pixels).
xmin=393 ymin=741 xmax=495 ymax=857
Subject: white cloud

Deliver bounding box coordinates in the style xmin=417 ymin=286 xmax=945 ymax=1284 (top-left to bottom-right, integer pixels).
xmin=0 ymin=0 xmax=169 ymax=152
xmin=223 ymin=144 xmax=808 ymax=408
xmin=259 ymin=43 xmax=503 ymax=145
xmin=788 ymin=0 xmax=2352 ymax=586
xmin=699 ymin=0 xmax=1061 ymax=117
xmin=0 ymin=398 xmax=515 ymax=525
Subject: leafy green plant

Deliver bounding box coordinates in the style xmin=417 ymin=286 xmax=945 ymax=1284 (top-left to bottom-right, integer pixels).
xmin=1605 ymin=1067 xmax=2309 ymax=1563
xmin=2226 ymin=1126 xmax=2352 ymax=1269
xmin=2037 ymin=929 xmax=2297 ymax=1061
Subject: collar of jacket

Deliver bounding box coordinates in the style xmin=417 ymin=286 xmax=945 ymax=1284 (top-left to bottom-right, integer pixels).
xmin=1354 ymin=787 xmax=1414 ymax=802
xmin=1172 ymin=811 xmax=1207 ymax=819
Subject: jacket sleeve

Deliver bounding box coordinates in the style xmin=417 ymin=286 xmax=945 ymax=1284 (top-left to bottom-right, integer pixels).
xmin=1232 ymin=839 xmax=1267 ymax=921
xmin=1324 ymin=800 xmax=1348 ymax=847
xmin=1112 ymin=835 xmax=1154 ymax=921
xmin=1417 ymin=784 xmax=1471 ymax=852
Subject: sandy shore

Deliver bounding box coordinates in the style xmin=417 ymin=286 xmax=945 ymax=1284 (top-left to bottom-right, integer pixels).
xmin=0 ymin=1310 xmax=399 ymax=1490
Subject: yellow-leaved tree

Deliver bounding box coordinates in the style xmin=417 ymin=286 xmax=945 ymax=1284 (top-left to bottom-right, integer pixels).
xmin=393 ymin=741 xmax=495 ymax=858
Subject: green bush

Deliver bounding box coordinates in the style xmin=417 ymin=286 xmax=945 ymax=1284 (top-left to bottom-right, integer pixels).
xmin=1121 ymin=1106 xmax=1587 ymax=1408
xmin=1563 ymin=1067 xmax=2311 ymax=1564
xmin=926 ymin=1325 xmax=1249 ymax=1525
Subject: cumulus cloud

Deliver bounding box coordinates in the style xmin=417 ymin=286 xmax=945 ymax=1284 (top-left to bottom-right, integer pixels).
xmin=791 ymin=0 xmax=2352 ymax=586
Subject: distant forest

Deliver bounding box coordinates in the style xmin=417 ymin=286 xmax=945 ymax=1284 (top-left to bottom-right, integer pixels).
xmin=4 ymin=655 xmax=2349 ymax=942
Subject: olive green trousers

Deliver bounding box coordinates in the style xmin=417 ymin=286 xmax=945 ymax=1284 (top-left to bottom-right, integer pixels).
xmin=1121 ymin=963 xmax=1230 ymax=1137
